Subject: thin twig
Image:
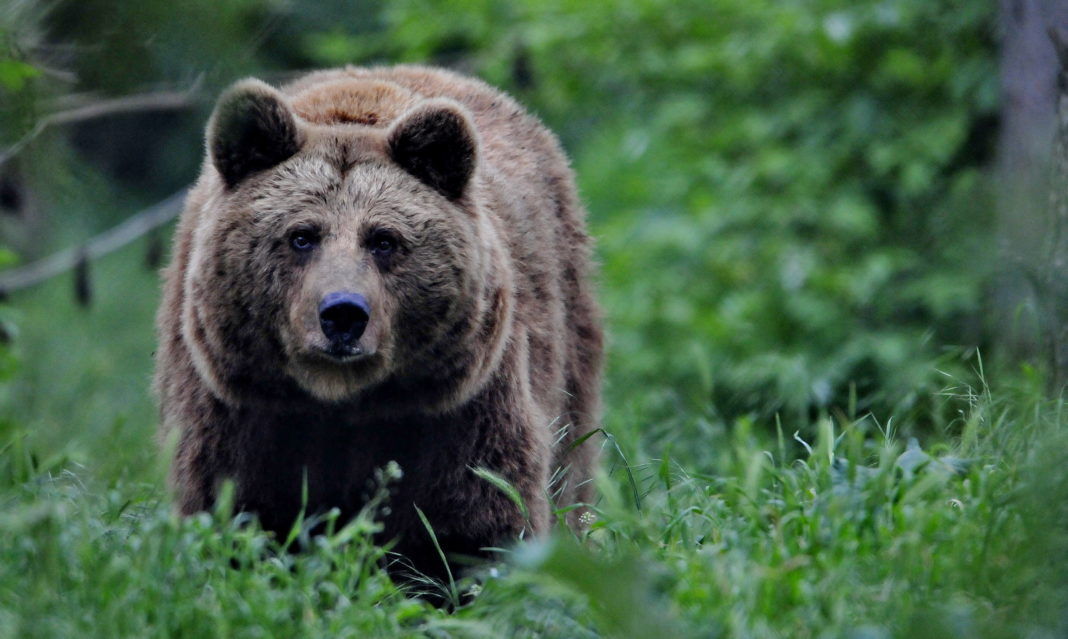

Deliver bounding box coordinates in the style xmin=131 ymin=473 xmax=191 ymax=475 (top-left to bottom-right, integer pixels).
xmin=0 ymin=76 xmax=205 ymax=167
xmin=0 ymin=188 xmax=188 ymax=296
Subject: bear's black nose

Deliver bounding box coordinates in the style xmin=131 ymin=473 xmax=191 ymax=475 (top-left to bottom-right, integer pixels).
xmin=319 ymin=292 xmax=370 ymax=344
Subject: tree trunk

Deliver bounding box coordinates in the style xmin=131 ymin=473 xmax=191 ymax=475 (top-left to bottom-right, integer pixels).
xmin=995 ymin=0 xmax=1068 ymax=382
xmin=1044 ymin=24 xmax=1068 ymax=389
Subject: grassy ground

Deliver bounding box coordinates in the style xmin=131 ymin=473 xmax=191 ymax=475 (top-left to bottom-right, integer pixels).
xmin=0 ymin=233 xmax=1066 ymax=638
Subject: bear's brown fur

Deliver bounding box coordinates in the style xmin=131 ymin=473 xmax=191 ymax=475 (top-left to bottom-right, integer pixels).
xmin=155 ymin=65 xmax=603 ymax=580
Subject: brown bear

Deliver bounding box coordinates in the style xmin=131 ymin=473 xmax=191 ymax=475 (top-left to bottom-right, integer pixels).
xmin=154 ymin=65 xmax=603 ymax=583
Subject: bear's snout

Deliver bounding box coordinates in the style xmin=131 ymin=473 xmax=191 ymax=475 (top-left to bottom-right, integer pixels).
xmin=318 ymin=292 xmax=370 ymax=345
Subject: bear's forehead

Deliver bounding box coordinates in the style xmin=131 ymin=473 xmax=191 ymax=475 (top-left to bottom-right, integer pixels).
xmin=252 ymin=161 xmax=433 ymax=221
xmin=291 ymin=79 xmax=418 ymax=127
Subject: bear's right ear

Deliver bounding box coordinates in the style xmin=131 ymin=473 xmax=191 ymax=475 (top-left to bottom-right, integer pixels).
xmin=387 ymin=99 xmax=478 ymax=200
xmin=207 ymin=79 xmax=304 ymax=188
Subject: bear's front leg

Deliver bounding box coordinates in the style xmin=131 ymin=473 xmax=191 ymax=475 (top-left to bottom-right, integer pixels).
xmin=382 ymin=387 xmax=551 ymax=583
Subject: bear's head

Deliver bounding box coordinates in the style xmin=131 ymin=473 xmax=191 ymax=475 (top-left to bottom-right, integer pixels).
xmin=180 ymin=78 xmax=515 ymax=411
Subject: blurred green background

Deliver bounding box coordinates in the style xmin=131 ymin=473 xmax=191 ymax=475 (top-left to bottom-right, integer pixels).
xmin=0 ymin=0 xmax=1003 ymax=475
xmin=6 ymin=1 xmax=1068 ymax=637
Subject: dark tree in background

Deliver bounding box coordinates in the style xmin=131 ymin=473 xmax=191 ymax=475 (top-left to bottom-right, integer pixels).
xmin=996 ymin=0 xmax=1068 ymax=381
xmin=1043 ymin=22 xmax=1068 ymax=389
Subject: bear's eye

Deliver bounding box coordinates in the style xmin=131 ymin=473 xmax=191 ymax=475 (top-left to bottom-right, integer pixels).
xmin=369 ymin=232 xmax=398 ymax=257
xmin=289 ymin=230 xmax=319 ymax=253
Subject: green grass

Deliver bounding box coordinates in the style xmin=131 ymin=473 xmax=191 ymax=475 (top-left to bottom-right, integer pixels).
xmin=0 ymin=231 xmax=163 ymax=483
xmin=0 ymin=241 xmax=1066 ymax=638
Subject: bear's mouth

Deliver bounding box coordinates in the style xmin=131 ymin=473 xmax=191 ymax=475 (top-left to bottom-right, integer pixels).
xmin=286 ymin=341 xmax=388 ymax=401
xmin=313 ymin=342 xmax=368 ymax=364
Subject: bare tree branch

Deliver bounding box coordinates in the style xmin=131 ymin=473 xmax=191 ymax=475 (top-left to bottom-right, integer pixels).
xmin=0 ymin=188 xmax=188 ymax=296
xmin=0 ymin=76 xmax=205 ymax=167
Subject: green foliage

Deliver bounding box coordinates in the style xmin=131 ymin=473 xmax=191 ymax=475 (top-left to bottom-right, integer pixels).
xmin=502 ymin=381 xmax=1068 ymax=638
xmin=4 ymin=1 xmax=1064 ymax=637
xmin=0 ymin=59 xmax=38 ymax=93
xmin=0 ymin=476 xmax=447 ymax=638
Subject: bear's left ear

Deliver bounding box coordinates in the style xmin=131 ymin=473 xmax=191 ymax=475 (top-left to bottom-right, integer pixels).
xmin=387 ymin=99 xmax=478 ymax=200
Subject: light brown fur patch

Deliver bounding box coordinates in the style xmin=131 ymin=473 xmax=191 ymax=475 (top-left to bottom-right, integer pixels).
xmin=291 ymin=79 xmax=418 ymax=127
